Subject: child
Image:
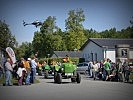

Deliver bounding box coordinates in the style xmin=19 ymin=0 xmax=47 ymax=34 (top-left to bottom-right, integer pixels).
xmin=17 ymin=62 xmax=27 ymax=86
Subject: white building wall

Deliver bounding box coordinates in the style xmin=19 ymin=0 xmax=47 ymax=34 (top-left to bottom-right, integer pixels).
xmin=129 ymin=50 xmax=133 ymax=59
xmin=81 ymin=41 xmax=133 ymax=63
xmin=82 ymin=41 xmax=104 ymax=62
xmin=106 ymin=50 xmax=116 ymax=63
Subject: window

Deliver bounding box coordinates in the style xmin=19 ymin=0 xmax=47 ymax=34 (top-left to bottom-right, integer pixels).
xmin=121 ymin=49 xmax=127 ymax=57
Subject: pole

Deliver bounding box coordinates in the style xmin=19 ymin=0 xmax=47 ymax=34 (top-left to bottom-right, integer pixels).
xmin=47 ymin=54 xmax=50 ymax=64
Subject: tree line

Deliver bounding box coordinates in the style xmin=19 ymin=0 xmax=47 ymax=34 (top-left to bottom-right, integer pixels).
xmin=0 ymin=9 xmax=133 ymax=59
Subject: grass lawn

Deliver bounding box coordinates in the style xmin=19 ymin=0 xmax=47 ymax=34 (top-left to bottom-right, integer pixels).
xmin=0 ymin=76 xmax=40 ymax=85
xmin=0 ymin=76 xmax=17 ymax=85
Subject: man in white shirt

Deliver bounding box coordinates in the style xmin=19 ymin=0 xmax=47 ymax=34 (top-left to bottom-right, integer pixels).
xmin=30 ymin=57 xmax=37 ymax=83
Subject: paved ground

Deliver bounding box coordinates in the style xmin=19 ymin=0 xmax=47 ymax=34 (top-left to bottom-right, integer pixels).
xmin=0 ymin=75 xmax=133 ymax=100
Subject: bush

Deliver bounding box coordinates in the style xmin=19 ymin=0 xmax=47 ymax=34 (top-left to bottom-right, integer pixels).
xmin=38 ymin=57 xmax=80 ymax=65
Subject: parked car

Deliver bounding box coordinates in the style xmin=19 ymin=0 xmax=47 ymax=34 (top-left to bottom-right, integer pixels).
xmin=77 ymin=62 xmax=89 ymax=74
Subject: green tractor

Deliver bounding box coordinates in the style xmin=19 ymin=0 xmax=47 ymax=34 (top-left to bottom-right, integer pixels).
xmin=54 ymin=63 xmax=81 ymax=84
xmin=43 ymin=64 xmax=53 ymax=79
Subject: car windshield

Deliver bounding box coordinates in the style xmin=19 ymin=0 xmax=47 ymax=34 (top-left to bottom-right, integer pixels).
xmin=77 ymin=63 xmax=89 ymax=67
xmin=84 ymin=63 xmax=88 ymax=66
xmin=77 ymin=63 xmax=83 ymax=67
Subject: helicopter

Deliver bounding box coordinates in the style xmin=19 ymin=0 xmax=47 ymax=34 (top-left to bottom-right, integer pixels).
xmin=23 ymin=20 xmax=43 ymax=27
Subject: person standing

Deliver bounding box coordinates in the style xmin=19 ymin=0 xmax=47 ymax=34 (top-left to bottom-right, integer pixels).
xmin=122 ymin=59 xmax=130 ymax=82
xmin=25 ymin=58 xmax=31 ymax=85
xmin=17 ymin=64 xmax=26 ymax=86
xmin=103 ymin=58 xmax=111 ymax=81
xmin=30 ymin=57 xmax=37 ymax=84
xmin=92 ymin=61 xmax=99 ymax=80
xmin=116 ymin=59 xmax=124 ymax=82
xmin=88 ymin=61 xmax=93 ymax=78
xmin=4 ymin=58 xmax=13 ymax=86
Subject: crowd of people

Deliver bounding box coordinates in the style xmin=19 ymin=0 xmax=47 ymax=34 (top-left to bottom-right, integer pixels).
xmin=0 ymin=56 xmax=47 ymax=86
xmin=0 ymin=55 xmax=133 ymax=86
xmin=88 ymin=58 xmax=133 ymax=82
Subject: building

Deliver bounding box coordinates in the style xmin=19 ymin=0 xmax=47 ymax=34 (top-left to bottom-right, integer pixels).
xmin=80 ymin=38 xmax=133 ymax=63
xmin=51 ymin=51 xmax=82 ymax=58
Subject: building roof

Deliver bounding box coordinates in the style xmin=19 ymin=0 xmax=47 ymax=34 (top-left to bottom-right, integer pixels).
xmin=80 ymin=38 xmax=133 ymax=50
xmin=52 ymin=51 xmax=82 ymax=58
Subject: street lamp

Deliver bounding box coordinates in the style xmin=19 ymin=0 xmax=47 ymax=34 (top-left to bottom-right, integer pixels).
xmin=74 ymin=48 xmax=78 ymax=58
xmin=47 ymin=54 xmax=50 ymax=64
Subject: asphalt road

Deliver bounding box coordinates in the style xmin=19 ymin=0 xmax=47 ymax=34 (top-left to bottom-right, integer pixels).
xmin=0 ymin=75 xmax=133 ymax=100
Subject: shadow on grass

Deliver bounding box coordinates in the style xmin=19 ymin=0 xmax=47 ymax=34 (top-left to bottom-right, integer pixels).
xmin=1 ymin=77 xmax=40 ymax=86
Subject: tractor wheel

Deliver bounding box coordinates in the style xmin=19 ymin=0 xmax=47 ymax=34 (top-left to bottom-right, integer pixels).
xmin=57 ymin=73 xmax=62 ymax=84
xmin=44 ymin=70 xmax=49 ymax=79
xmin=54 ymin=72 xmax=58 ymax=83
xmin=73 ymin=70 xmax=77 ymax=76
xmin=76 ymin=72 xmax=81 ymax=83
xmin=71 ymin=77 xmax=76 ymax=82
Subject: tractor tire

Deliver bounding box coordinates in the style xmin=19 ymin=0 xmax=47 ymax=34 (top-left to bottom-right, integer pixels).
xmin=54 ymin=72 xmax=58 ymax=83
xmin=44 ymin=70 xmax=49 ymax=79
xmin=76 ymin=72 xmax=81 ymax=83
xmin=57 ymin=73 xmax=62 ymax=84
xmin=71 ymin=77 xmax=76 ymax=82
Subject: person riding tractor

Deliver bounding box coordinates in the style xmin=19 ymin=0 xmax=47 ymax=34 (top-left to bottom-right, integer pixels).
xmin=53 ymin=57 xmax=81 ymax=84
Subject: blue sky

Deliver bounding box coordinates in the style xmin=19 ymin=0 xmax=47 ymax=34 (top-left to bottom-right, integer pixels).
xmin=0 ymin=0 xmax=133 ymax=44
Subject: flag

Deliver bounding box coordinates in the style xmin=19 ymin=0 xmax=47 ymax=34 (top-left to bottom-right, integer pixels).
xmin=6 ymin=47 xmax=16 ymax=64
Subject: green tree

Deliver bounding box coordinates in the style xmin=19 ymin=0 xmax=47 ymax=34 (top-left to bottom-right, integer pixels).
xmin=33 ymin=16 xmax=65 ymax=58
xmin=65 ymin=9 xmax=87 ymax=50
xmin=84 ymin=28 xmax=101 ymax=38
xmin=0 ymin=20 xmax=17 ymax=49
xmin=15 ymin=42 xmax=33 ymax=59
xmin=130 ymin=16 xmax=133 ymax=27
xmin=40 ymin=16 xmax=58 ymax=34
xmin=32 ymin=31 xmax=42 ymax=56
xmin=100 ymin=28 xmax=117 ymax=38
xmin=118 ymin=27 xmax=133 ymax=38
